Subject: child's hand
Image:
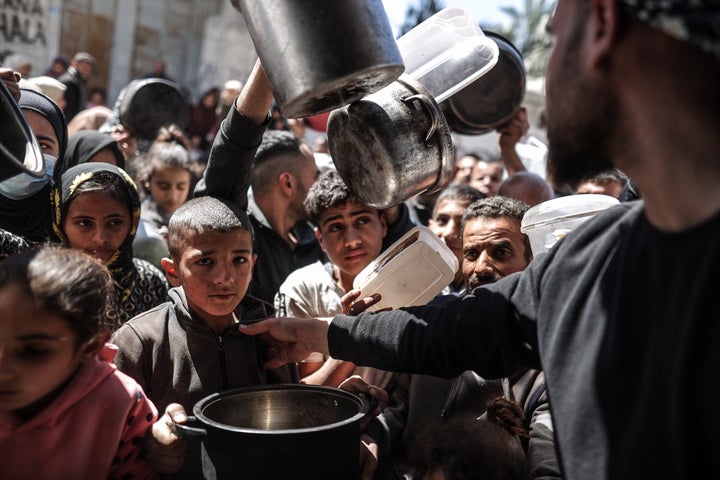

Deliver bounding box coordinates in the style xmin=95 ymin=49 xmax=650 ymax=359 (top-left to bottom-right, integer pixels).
xmin=0 ymin=68 xmax=22 ymax=102
xmin=338 ymin=375 xmax=389 ymax=427
xmin=144 ymin=403 xmax=188 ymax=474
xmin=341 ymin=289 xmax=382 ymax=315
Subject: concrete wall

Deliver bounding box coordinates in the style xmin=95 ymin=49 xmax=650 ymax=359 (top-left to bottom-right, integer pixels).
xmin=1 ymin=0 xmax=257 ymax=107
xmin=1 ymin=0 xmax=63 ymax=75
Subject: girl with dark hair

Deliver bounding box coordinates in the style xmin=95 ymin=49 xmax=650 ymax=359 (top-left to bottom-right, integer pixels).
xmin=0 ymin=246 xmax=159 ymax=479
xmin=51 ymin=162 xmax=169 ymax=330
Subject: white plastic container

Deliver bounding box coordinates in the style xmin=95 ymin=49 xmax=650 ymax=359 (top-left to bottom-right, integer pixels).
xmin=352 ymin=226 xmax=458 ymax=311
xmin=396 ymin=8 xmax=499 ymax=103
xmin=521 ymin=194 xmax=620 ymax=256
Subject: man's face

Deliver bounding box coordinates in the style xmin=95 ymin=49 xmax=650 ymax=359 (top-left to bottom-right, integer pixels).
xmin=544 ymin=0 xmax=615 ymax=187
xmin=75 ymin=61 xmax=94 ymax=80
xmin=316 ymin=200 xmax=387 ymax=283
xmin=462 ymin=216 xmax=530 ymax=291
xmin=429 ymin=198 xmax=471 ymax=281
xmin=453 ymin=156 xmax=478 ymax=184
xmin=169 ymin=229 xmax=256 ymax=323
xmin=470 ymin=161 xmax=504 ymax=196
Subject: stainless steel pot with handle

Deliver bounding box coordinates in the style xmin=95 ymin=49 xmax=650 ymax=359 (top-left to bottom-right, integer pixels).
xmin=327 ymin=75 xmax=455 ymax=208
xmin=173 ymin=384 xmax=373 ymax=479
xmin=230 ymin=0 xmax=405 ymax=118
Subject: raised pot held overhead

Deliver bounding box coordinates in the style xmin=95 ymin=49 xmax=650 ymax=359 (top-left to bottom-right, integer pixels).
xmin=232 ymin=0 xmax=404 ymax=119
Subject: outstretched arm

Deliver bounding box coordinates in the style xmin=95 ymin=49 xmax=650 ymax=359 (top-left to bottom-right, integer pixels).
xmin=240 ymin=317 xmax=332 ymax=369
xmin=234 ymin=59 xmax=274 ymax=125
xmin=194 ymin=59 xmax=274 ymax=205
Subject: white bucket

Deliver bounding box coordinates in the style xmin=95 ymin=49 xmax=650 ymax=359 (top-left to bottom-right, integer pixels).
xmin=521 ymin=194 xmax=620 ymax=256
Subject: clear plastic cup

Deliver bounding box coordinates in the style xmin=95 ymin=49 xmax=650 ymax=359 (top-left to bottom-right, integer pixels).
xmin=396 ymin=8 xmax=499 ymax=103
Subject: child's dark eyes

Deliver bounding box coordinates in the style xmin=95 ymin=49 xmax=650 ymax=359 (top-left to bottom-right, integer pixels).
xmin=196 ymin=258 xmax=213 ymax=266
xmin=19 ymin=344 xmax=52 ymax=359
xmin=74 ymin=219 xmax=92 ymax=228
xmin=107 ymin=219 xmax=127 ymax=228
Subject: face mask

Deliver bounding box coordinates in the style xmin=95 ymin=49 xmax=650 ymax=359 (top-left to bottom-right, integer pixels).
xmin=0 ymin=154 xmax=56 ymax=200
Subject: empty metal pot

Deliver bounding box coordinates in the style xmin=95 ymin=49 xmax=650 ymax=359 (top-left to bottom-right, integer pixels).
xmin=173 ymin=384 xmax=372 ymax=479
xmin=231 ymin=0 xmax=404 ymax=118
xmin=327 ymin=74 xmax=455 ymax=208
xmin=440 ymin=31 xmax=527 ymax=135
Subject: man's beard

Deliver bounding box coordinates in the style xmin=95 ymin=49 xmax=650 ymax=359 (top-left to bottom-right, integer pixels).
xmin=544 ymin=20 xmax=617 ymax=188
xmin=291 ymin=184 xmax=310 ymax=221
xmin=546 ymin=97 xmax=616 ymax=188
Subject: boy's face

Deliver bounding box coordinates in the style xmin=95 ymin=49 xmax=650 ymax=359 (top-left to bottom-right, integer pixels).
xmin=315 ymin=200 xmax=387 ymax=280
xmin=164 ymin=229 xmax=256 ymax=323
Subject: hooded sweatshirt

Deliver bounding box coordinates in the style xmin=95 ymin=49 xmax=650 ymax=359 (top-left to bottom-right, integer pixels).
xmin=0 ymin=344 xmax=159 ymax=480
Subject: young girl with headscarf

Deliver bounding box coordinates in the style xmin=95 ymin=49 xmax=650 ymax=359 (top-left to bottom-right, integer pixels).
xmin=51 ymin=162 xmax=169 ymax=330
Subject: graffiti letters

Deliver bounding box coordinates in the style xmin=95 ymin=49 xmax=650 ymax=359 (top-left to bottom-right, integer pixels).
xmin=1 ymin=0 xmax=48 ymax=46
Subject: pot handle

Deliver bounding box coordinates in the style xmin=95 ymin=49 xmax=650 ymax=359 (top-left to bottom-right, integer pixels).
xmin=359 ymin=393 xmax=380 ymax=418
xmin=171 ymin=415 xmax=208 ymax=440
xmin=401 ymin=93 xmax=443 ymax=147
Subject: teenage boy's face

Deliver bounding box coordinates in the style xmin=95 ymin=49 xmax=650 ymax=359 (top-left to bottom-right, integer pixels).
xmin=316 ymin=200 xmax=387 ymax=280
xmin=167 ymin=229 xmax=256 ymax=323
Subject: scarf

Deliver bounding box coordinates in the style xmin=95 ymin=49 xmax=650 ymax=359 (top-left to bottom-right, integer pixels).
xmin=51 ymin=163 xmax=141 ymax=302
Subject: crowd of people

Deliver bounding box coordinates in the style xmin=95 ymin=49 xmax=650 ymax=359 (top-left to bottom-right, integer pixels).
xmin=1 ymin=0 xmax=718 ymax=478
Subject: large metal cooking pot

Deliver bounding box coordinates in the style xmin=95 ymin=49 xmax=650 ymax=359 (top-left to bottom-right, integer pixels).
xmin=327 ymin=75 xmax=454 ymax=208
xmin=230 ymin=0 xmax=404 ymax=119
xmin=0 ymin=81 xmax=44 ymax=181
xmin=440 ymin=31 xmax=526 ymax=135
xmin=173 ymin=384 xmax=372 ymax=479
